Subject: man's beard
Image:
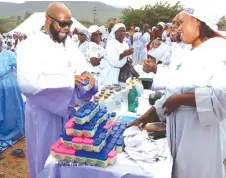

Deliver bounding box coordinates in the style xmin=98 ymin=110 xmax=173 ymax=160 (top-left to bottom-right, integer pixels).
xmin=49 ymin=23 xmax=68 ymax=43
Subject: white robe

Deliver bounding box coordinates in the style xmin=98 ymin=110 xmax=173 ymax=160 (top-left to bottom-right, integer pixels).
xmin=154 ymin=37 xmax=226 ymax=178
xmin=99 ymin=39 xmax=128 ymax=87
xmin=87 ymin=42 xmax=105 ymax=82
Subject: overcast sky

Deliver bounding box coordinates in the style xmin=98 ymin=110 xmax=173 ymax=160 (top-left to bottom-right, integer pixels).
xmin=1 ymin=0 xmax=226 ymax=15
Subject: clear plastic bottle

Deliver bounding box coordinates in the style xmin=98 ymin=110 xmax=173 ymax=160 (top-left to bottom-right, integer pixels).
xmin=105 ymin=94 xmax=113 ymax=113
xmin=114 ymin=87 xmax=121 ymax=111
xmin=99 ymin=94 xmax=105 ymax=109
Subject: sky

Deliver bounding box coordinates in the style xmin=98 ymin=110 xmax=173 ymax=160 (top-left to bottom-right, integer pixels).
xmin=0 ymin=0 xmax=226 ymax=15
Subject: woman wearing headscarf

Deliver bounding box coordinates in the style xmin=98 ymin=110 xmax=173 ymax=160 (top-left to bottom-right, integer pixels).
xmin=77 ymin=29 xmax=89 ymax=64
xmin=87 ymin=25 xmax=105 ymax=81
xmin=129 ymin=4 xmax=226 ymax=178
xmin=99 ymin=23 xmax=133 ymax=86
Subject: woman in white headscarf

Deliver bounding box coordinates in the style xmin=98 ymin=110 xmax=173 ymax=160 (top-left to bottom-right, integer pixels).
xmin=99 ymin=23 xmax=133 ymax=87
xmin=77 ymin=29 xmax=89 ymax=65
xmin=129 ymin=4 xmax=226 ymax=178
xmin=87 ymin=25 xmax=105 ymax=81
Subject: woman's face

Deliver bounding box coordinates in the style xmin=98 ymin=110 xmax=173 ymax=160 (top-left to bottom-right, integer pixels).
xmin=178 ymin=13 xmax=200 ymax=44
xmin=92 ymin=30 xmax=102 ymax=44
xmin=78 ymin=33 xmax=86 ymax=43
xmin=115 ymin=27 xmax=126 ymax=43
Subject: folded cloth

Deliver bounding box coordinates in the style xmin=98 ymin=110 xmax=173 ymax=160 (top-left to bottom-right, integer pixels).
xmin=123 ymin=126 xmax=166 ymax=163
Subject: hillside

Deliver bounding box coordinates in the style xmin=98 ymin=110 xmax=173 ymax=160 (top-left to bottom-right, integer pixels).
xmin=0 ymin=1 xmax=123 ymax=23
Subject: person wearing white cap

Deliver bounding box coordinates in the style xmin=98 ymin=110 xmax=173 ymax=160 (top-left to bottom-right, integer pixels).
xmin=130 ymin=4 xmax=226 ymax=178
xmin=87 ymin=25 xmax=105 ymax=82
xmin=77 ymin=29 xmax=90 ymax=65
xmin=99 ymin=23 xmax=133 ymax=86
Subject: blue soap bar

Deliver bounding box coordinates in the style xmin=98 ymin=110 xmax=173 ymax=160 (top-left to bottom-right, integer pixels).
xmin=63 ymin=135 xmax=73 ymax=141
xmin=98 ymin=155 xmax=108 ymax=161
xmin=115 ymin=122 xmax=121 ymax=126
xmin=110 ymin=131 xmax=116 ymax=136
xmin=113 ymin=133 xmax=120 ymax=139
xmin=107 ymin=143 xmax=115 ymax=150
xmin=116 ymin=128 xmax=124 ymax=134
xmin=74 ymin=112 xmax=86 ymax=118
xmin=84 ymin=109 xmax=92 ymax=115
xmin=112 ymin=126 xmax=119 ymax=131
xmin=116 ymin=139 xmax=124 ymax=146
xmin=94 ymin=138 xmax=102 ymax=146
xmin=119 ymin=134 xmax=124 ymax=139
xmin=99 ymin=133 xmax=106 ymax=140
xmin=73 ymin=124 xmax=83 ymax=130
xmin=110 ymin=138 xmax=118 ymax=144
xmin=83 ymin=124 xmax=94 ymax=131
xmin=76 ymin=151 xmax=86 ymax=157
xmin=101 ymin=109 xmax=107 ymax=114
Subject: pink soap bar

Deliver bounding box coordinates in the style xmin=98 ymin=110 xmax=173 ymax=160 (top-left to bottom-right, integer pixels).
xmin=55 ymin=147 xmax=64 ymax=155
xmin=72 ymin=137 xmax=83 ymax=144
xmin=50 ymin=145 xmax=56 ymax=152
xmin=108 ymin=150 xmax=117 ymax=158
xmin=64 ymin=148 xmax=75 ymax=155
xmin=104 ymin=124 xmax=111 ymax=130
xmin=83 ymin=138 xmax=94 ymax=145
xmin=110 ymin=121 xmax=116 ymax=127
xmin=65 ymin=121 xmax=74 ymax=129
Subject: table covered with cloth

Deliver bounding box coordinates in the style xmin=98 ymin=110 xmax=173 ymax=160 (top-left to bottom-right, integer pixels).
xmin=38 ymin=138 xmax=172 ymax=178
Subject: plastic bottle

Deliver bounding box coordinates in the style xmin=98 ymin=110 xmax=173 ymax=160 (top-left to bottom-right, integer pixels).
xmin=128 ymin=85 xmax=139 ymax=112
xmin=114 ymin=87 xmax=121 ymax=111
xmin=105 ymin=94 xmax=113 ymax=113
xmin=99 ymin=94 xmax=105 ymax=109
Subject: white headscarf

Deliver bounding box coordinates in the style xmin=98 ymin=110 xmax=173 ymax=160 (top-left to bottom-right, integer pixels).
xmin=182 ymin=2 xmax=223 ymax=32
xmin=108 ymin=23 xmax=126 ymax=41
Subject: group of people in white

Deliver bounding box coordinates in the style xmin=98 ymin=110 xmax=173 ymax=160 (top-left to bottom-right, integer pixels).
xmin=1 ymin=1 xmax=226 ymax=178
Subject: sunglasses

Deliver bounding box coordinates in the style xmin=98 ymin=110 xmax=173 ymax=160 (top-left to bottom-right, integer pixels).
xmin=48 ymin=15 xmax=73 ymax=28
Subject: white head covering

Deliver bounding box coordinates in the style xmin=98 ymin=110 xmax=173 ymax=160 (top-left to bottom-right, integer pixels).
xmin=88 ymin=25 xmax=100 ymax=34
xmin=135 ymin=27 xmax=140 ymax=32
xmin=79 ymin=29 xmax=89 ymax=39
xmin=152 ymin=26 xmax=157 ymax=31
xmin=109 ymin=23 xmax=126 ymax=40
xmin=157 ymin=22 xmax=166 ymax=29
xmin=182 ymin=2 xmax=223 ymax=32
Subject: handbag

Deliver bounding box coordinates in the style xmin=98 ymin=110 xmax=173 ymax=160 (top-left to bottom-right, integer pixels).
xmin=119 ymin=58 xmax=140 ymax=83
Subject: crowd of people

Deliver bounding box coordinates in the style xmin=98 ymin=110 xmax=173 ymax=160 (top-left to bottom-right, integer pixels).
xmin=1 ymin=1 xmax=226 ymax=178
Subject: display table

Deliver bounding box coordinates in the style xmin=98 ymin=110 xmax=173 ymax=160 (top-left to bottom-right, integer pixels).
xmin=38 ymin=139 xmax=172 ymax=178
xmin=37 ymin=93 xmax=172 ymax=178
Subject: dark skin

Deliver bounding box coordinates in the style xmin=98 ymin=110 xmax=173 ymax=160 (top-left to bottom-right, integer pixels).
xmin=90 ymin=30 xmax=103 ymax=67
xmin=43 ymin=2 xmax=95 ymax=88
xmin=129 ymin=13 xmax=203 ymax=129
xmin=115 ymin=27 xmax=134 ymax=59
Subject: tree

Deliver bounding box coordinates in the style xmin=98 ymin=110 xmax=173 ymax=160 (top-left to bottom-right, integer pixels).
xmin=217 ymin=16 xmax=226 ymax=30
xmin=24 ymin=10 xmax=32 ymax=20
xmin=120 ymin=1 xmax=183 ymax=28
xmin=17 ymin=16 xmax=21 ymax=21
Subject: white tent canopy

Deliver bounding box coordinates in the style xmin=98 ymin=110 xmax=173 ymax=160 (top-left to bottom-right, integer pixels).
xmin=9 ymin=12 xmax=87 ymax=35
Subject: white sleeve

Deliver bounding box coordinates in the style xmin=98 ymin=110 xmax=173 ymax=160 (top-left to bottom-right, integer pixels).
xmin=17 ymin=39 xmax=74 ymax=117
xmin=154 ymin=93 xmax=167 ymax=122
xmin=88 ymin=43 xmax=99 ymax=59
xmin=151 ymin=65 xmax=170 ymax=91
xmin=195 ymin=70 xmax=226 ymax=126
xmin=106 ymin=41 xmax=127 ymax=68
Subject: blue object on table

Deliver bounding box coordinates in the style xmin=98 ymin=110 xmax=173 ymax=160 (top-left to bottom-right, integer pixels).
xmin=94 ymin=139 xmax=102 ymax=146
xmin=99 ymin=133 xmax=106 ymax=140
xmin=117 ymin=116 xmax=137 ymax=125
xmin=110 ymin=138 xmax=117 ymax=144
xmin=116 ymin=139 xmax=124 ymax=147
xmin=73 ymin=124 xmax=83 ymax=130
xmin=113 ymin=133 xmax=120 ymax=139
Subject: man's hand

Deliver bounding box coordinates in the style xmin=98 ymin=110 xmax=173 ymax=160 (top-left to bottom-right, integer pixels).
xmin=75 ymin=75 xmax=85 ymax=87
xmin=143 ymin=59 xmax=157 ymax=74
xmin=81 ymin=72 xmax=95 ymax=89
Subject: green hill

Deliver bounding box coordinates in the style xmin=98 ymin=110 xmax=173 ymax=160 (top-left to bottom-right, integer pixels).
xmin=0 ymin=1 xmax=123 ymax=23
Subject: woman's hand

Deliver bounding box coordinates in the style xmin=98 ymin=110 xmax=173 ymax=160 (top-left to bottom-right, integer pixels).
xmin=74 ymin=75 xmax=85 ymax=87
xmin=128 ymin=107 xmax=155 ymax=129
xmin=162 ymin=94 xmax=181 ymax=115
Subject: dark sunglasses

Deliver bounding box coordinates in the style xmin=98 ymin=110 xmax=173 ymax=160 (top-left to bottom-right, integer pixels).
xmin=48 ymin=15 xmax=73 ymax=28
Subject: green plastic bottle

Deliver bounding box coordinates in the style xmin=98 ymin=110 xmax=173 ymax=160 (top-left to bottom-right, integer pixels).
xmin=128 ymin=85 xmax=139 ymax=112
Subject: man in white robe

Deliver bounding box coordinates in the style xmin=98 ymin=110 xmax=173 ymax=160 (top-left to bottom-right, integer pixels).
xmin=16 ymin=3 xmax=97 ymax=178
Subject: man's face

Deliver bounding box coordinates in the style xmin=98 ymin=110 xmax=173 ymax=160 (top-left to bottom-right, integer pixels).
xmin=48 ymin=14 xmax=72 ymax=43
